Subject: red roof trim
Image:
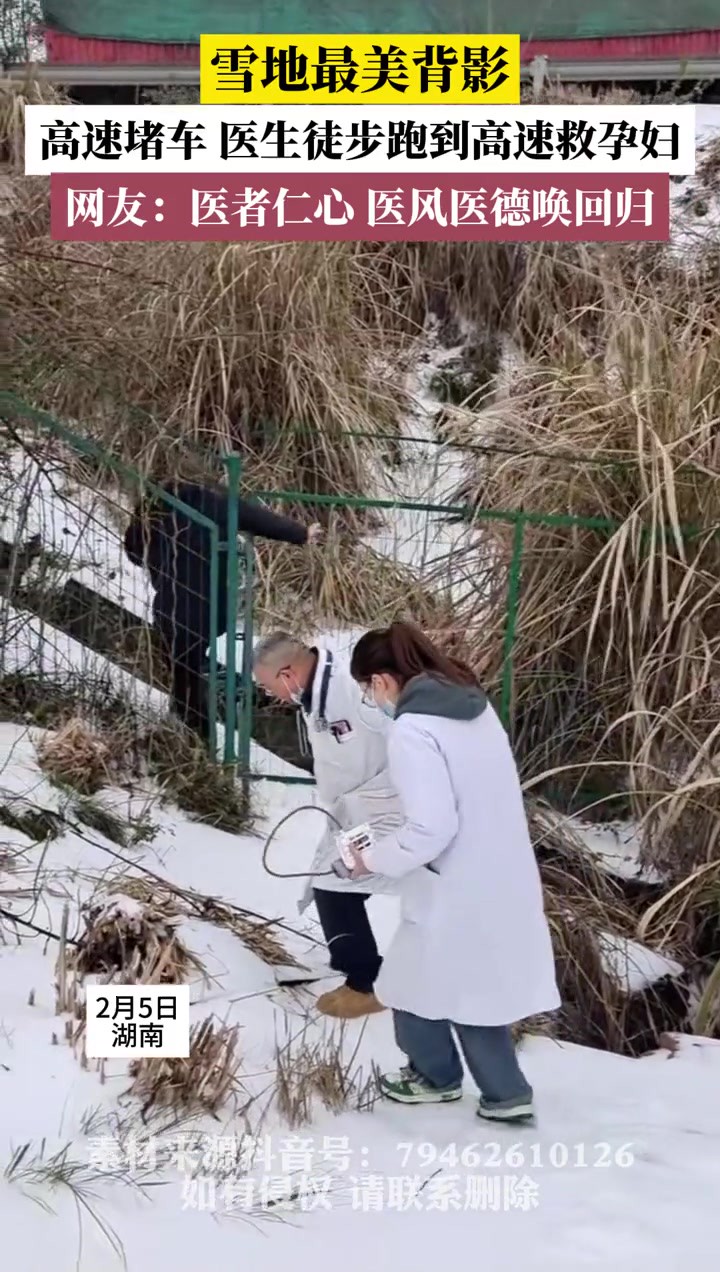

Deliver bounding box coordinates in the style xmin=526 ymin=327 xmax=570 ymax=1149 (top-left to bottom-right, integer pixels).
xmin=45 ymin=26 xmax=720 ymax=66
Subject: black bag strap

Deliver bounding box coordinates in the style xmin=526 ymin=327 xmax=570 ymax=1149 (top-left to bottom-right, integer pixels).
xmin=316 ymin=649 xmax=333 ymax=727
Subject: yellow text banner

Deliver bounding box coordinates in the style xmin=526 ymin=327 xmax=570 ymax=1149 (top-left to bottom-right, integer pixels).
xmin=200 ymin=34 xmax=520 ymax=105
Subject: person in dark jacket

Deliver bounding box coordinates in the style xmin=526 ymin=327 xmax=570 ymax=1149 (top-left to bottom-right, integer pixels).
xmin=123 ymin=480 xmax=321 ymax=741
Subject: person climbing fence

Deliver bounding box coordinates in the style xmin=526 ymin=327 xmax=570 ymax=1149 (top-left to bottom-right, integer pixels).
xmin=123 ymin=479 xmax=322 ymax=743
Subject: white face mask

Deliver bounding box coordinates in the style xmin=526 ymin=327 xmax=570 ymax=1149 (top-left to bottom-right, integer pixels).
xmin=280 ymin=670 xmax=304 ymax=706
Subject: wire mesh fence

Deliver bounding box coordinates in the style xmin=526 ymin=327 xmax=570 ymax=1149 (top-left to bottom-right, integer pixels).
xmin=0 ymin=395 xmax=248 ymax=767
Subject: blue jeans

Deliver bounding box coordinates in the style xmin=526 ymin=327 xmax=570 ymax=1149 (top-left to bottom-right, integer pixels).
xmin=394 ymin=1009 xmax=533 ymax=1103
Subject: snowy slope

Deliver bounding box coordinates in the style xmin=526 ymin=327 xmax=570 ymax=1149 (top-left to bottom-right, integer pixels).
xmin=1 ymin=445 xmax=153 ymax=621
xmin=1 ymin=719 xmax=718 ymax=1272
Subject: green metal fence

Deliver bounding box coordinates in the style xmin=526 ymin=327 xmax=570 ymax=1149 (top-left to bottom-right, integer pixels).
xmin=3 ymin=390 xmax=699 ymax=795
xmin=234 ymin=484 xmax=631 ymax=785
xmin=0 ymin=392 xmax=249 ymax=763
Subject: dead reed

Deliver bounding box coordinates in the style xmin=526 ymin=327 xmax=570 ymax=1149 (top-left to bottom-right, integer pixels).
xmin=127 ymin=1018 xmax=241 ymax=1118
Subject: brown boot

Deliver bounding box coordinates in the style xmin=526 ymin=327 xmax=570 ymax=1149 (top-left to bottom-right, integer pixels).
xmin=316 ymin=986 xmax=385 ymax=1019
xmin=315 ymin=988 xmax=344 ymax=1014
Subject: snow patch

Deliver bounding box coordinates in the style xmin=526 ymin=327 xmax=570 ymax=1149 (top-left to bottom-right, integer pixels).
xmin=363 ymin=317 xmax=483 ymax=607
xmin=671 ymin=105 xmax=720 ymax=257
xmin=600 ymin=934 xmax=684 ymax=995
xmin=86 ymin=893 xmax=146 ymax=925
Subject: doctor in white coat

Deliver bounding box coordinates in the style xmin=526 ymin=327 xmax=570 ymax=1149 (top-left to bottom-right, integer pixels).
xmin=347 ymin=620 xmax=560 ymax=1124
xmin=253 ymin=632 xmax=403 ymax=1019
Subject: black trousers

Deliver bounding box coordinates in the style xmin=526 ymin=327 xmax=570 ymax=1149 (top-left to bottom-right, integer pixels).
xmin=167 ymin=633 xmax=211 ymax=741
xmin=155 ymin=618 xmax=213 ymax=743
xmin=313 ymin=888 xmax=381 ymax=994
xmin=154 ymin=581 xmax=229 ymax=745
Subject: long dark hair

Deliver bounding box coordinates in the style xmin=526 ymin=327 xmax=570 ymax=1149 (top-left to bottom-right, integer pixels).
xmin=350 ymin=621 xmax=478 ymax=689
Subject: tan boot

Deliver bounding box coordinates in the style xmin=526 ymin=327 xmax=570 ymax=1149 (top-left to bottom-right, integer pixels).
xmin=316 ymin=986 xmax=386 ymax=1019
xmin=315 ymin=988 xmax=344 ymax=1014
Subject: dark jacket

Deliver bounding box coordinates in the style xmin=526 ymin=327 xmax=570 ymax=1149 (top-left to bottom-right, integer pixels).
xmin=124 ymin=481 xmax=308 ymax=640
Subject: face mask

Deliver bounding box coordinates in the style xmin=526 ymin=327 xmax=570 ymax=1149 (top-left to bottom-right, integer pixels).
xmin=280 ymin=671 xmax=304 ymax=706
xmin=363 ymin=680 xmax=396 ymax=720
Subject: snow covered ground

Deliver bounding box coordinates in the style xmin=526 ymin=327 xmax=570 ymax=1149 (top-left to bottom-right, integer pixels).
xmin=365 ymin=322 xmax=476 ymax=605
xmin=1 ymin=445 xmax=153 ymax=622
xmin=670 ymin=104 xmax=720 ymax=253
xmin=1 ymin=718 xmax=718 ymax=1272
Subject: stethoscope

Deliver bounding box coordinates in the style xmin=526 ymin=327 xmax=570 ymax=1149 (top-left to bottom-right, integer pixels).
xmin=295 ymin=649 xmax=386 ymax=757
xmin=296 ymin=650 xmax=333 ymax=757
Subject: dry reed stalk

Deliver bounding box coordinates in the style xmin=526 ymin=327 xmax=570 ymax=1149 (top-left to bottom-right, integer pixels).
xmin=638 ymin=859 xmax=720 ymax=950
xmin=0 ymin=78 xmax=67 ymax=169
xmin=36 ymin=715 xmax=115 ymax=794
xmin=69 ymin=893 xmax=207 ymax=986
xmin=253 ymin=533 xmax=455 ymax=633
xmin=127 ymin=1018 xmax=241 ymax=1118
xmin=523 ymin=802 xmax=677 ymax=1052
xmin=274 ymin=1017 xmax=378 ymax=1127
xmin=96 ymin=872 xmax=301 ymax=969
xmin=5 ymin=226 xmax=412 ymax=490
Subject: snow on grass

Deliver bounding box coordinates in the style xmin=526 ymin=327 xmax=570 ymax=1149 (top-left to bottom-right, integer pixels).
xmin=1 ymin=719 xmax=720 ymax=1272
xmin=550 ymin=814 xmax=663 ymax=886
xmin=2 ymin=446 xmax=152 ymax=621
xmin=670 ymin=104 xmax=720 ymax=256
xmin=599 ymin=935 xmax=684 ymax=996
xmin=0 ymin=599 xmax=316 ymax=803
xmin=363 ymin=318 xmax=480 ymax=607
xmin=1 ymin=601 xmax=162 ymax=712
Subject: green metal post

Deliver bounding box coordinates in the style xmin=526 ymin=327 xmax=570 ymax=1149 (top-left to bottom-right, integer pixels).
xmin=222 ymin=454 xmax=242 ymax=766
xmin=499 ymin=516 xmax=525 ymax=730
xmin=238 ymin=531 xmax=255 ymax=781
xmin=207 ymin=525 xmax=219 ymax=759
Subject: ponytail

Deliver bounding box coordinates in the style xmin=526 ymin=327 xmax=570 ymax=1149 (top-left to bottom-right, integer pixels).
xmin=351 ymin=620 xmax=478 ymax=688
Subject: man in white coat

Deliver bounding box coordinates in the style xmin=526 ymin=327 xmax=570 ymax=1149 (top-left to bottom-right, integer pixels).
xmin=253 ymin=632 xmax=403 ymax=1019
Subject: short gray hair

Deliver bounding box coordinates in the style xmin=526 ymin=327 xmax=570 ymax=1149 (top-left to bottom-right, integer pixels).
xmin=253 ymin=631 xmax=307 ymax=671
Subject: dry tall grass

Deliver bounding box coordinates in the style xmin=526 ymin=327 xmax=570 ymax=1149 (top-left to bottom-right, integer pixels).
xmin=274 ymin=1016 xmax=378 ymax=1126
xmin=127 ymin=1018 xmax=242 ymax=1118
xmin=36 ymin=716 xmax=116 ymax=794
xmin=5 ymin=197 xmax=416 ymax=498
xmin=453 ymin=242 xmax=720 ymax=880
xmin=70 ymin=893 xmax=206 ymax=985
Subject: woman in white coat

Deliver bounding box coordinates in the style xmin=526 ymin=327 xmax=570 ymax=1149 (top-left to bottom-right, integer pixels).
xmin=347 ymin=621 xmax=560 ymax=1123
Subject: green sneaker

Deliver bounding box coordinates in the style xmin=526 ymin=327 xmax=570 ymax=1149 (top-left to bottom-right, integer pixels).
xmin=476 ymin=1094 xmax=535 ymax=1124
xmin=379 ymin=1066 xmax=463 ymax=1105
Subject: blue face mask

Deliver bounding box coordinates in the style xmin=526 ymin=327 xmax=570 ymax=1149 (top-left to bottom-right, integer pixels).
xmin=362 ymin=683 xmax=396 ymax=719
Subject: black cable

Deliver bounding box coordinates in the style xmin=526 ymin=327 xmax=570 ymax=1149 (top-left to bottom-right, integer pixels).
xmin=0 ymin=905 xmax=79 ymax=945
xmin=0 ymin=807 xmax=342 ymax=942
xmin=261 ymin=805 xmax=344 ymax=880
xmin=0 ymin=805 xmax=342 ymax=946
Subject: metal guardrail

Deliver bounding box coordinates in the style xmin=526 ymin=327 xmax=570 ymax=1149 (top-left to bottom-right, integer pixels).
xmin=4 ymin=56 xmax=720 ymax=86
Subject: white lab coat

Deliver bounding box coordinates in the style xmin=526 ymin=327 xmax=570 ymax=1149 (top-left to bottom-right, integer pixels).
xmin=362 ymin=701 xmax=561 ymax=1026
xmin=298 ymin=648 xmax=403 ymax=914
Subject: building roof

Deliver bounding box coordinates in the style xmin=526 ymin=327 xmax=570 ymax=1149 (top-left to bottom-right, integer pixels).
xmin=40 ymin=1 xmax=720 ymax=44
